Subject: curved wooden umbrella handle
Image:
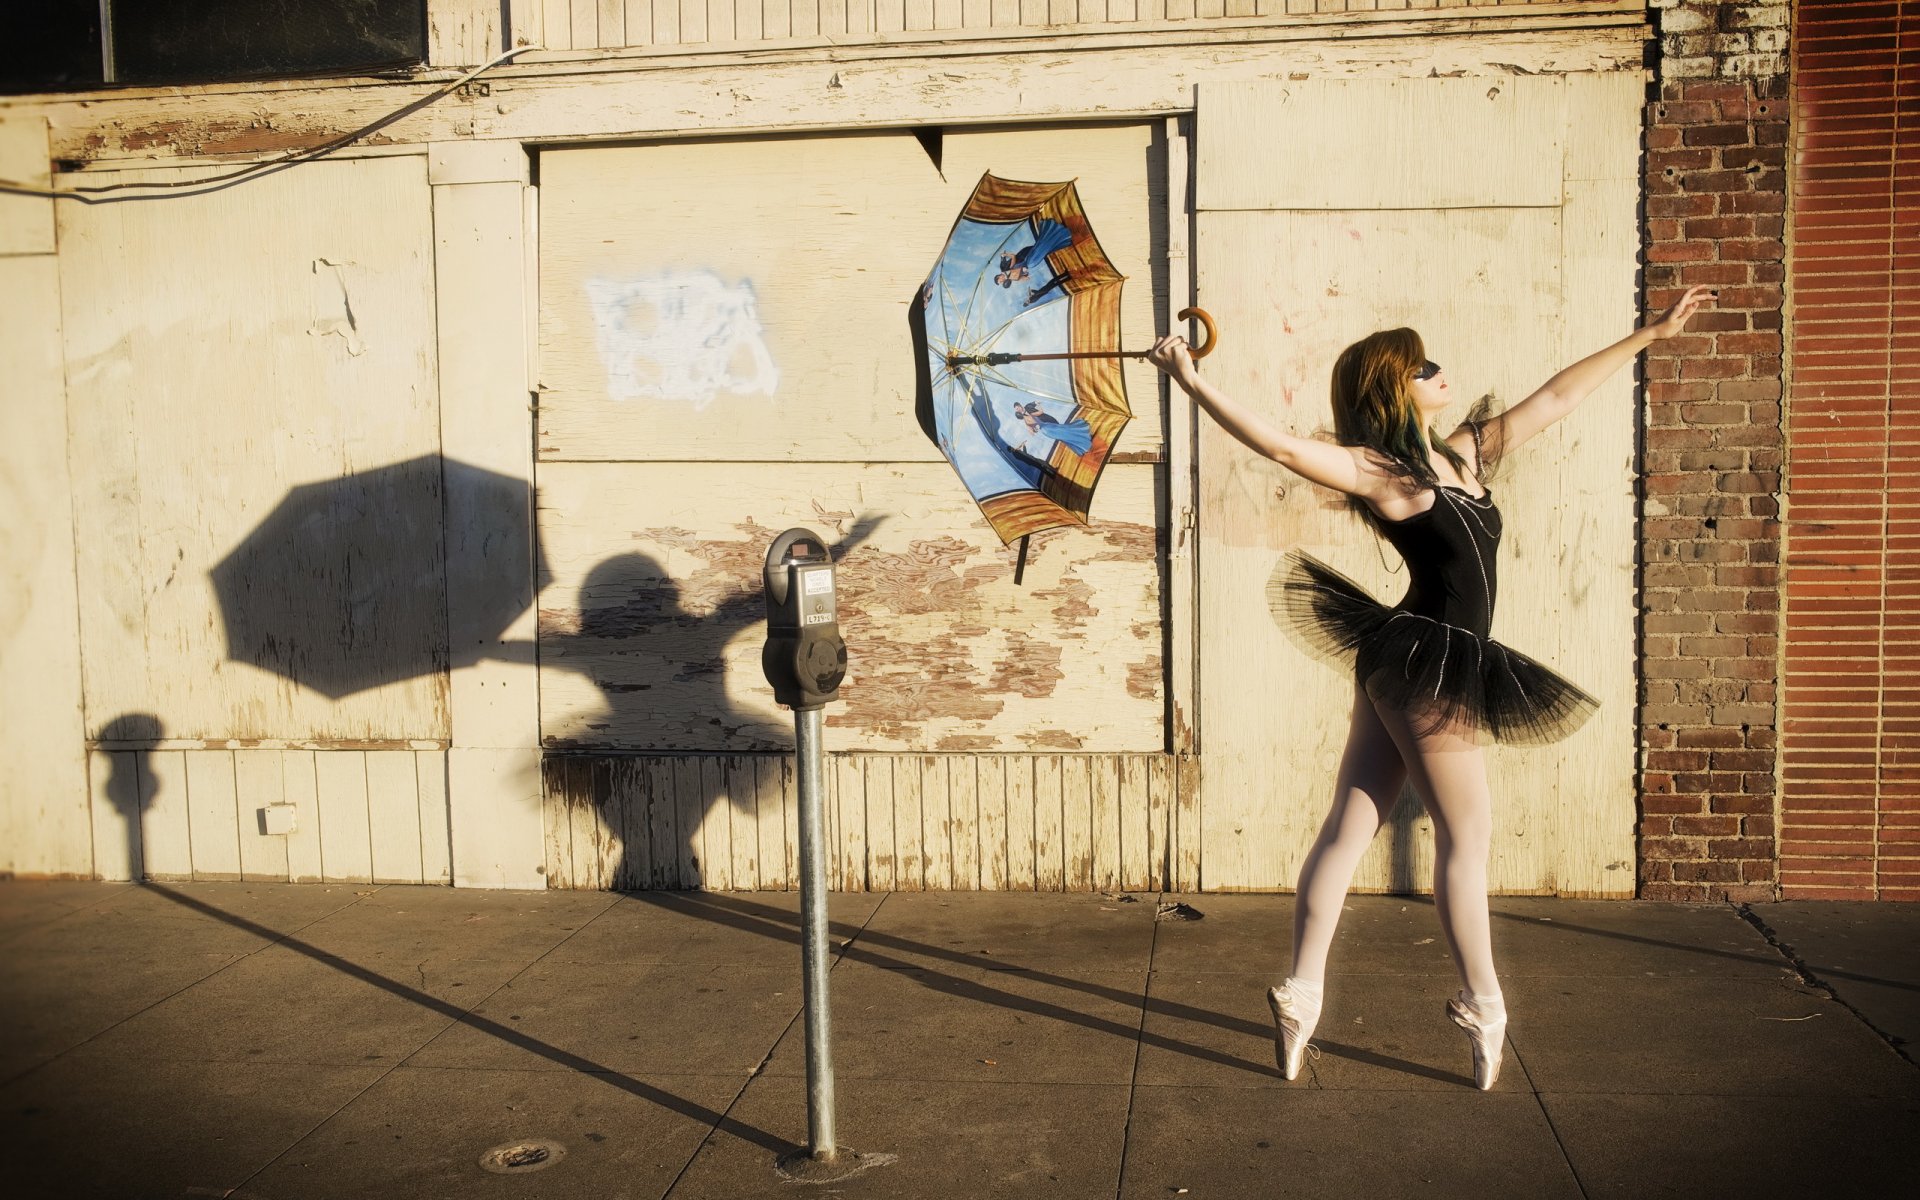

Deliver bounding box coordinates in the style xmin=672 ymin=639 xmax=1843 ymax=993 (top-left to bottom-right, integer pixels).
xmin=1178 ymin=307 xmax=1218 ymax=359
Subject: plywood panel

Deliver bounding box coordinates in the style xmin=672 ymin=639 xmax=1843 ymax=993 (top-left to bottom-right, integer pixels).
xmin=1196 ymin=77 xmax=1565 ymax=211
xmin=282 ymin=750 xmax=324 ymax=883
xmin=0 ymin=111 xmax=54 ymax=254
xmin=58 ymin=157 xmax=446 ymax=744
xmin=538 ymin=462 xmax=1162 ymax=752
xmin=184 ymin=751 xmax=242 ymax=880
xmin=417 ymin=751 xmax=452 ymax=884
xmin=368 ymin=749 xmax=425 ymax=884
xmin=88 ymin=752 xmax=140 ymax=882
xmin=234 ymin=751 xmax=291 ymax=882
xmin=315 ymin=752 xmax=374 ymax=883
xmin=536 ymin=122 xmax=1164 ymax=462
xmin=447 ymin=747 xmax=546 ymax=889
xmin=141 ymin=751 xmax=192 ymax=880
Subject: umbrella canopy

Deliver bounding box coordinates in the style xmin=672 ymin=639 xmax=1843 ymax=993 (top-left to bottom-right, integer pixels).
xmin=911 ymin=173 xmax=1131 ymax=546
xmin=211 ymin=455 xmax=542 ymax=699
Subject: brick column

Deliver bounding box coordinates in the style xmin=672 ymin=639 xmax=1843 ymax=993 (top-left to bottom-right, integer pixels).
xmin=1638 ymin=1 xmax=1790 ymax=900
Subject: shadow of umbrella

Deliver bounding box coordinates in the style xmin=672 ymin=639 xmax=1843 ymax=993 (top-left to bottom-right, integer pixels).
xmin=209 ymin=454 xmax=543 ymax=698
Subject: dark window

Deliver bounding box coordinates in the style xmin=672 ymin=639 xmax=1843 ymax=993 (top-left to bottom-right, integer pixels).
xmin=3 ymin=1 xmax=427 ymax=94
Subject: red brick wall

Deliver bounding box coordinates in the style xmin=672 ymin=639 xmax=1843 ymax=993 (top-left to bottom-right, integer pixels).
xmin=1639 ymin=71 xmax=1789 ymax=901
xmin=1780 ymin=0 xmax=1920 ymax=900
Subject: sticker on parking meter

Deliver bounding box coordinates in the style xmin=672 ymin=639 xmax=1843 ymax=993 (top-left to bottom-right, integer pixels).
xmin=803 ymin=572 xmax=833 ymax=595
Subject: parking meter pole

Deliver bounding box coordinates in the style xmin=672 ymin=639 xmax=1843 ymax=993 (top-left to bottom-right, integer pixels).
xmin=794 ymin=704 xmax=836 ymax=1160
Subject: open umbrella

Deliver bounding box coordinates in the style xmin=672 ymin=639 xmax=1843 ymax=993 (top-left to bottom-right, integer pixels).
xmin=910 ymin=172 xmax=1214 ymax=578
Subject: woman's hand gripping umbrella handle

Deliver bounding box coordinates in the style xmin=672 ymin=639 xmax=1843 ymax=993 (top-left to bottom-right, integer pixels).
xmin=945 ymin=307 xmax=1218 ymax=367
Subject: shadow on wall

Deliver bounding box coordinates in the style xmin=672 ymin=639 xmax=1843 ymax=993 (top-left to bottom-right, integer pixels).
xmin=99 ymin=713 xmax=161 ymax=882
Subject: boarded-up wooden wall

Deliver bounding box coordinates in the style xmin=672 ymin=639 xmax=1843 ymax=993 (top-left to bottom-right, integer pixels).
xmin=513 ymin=0 xmax=1591 ymax=52
xmin=542 ymin=751 xmax=1198 ymax=890
xmin=86 ymin=748 xmax=452 ymax=885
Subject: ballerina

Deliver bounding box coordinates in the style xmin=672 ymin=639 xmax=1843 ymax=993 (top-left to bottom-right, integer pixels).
xmin=1147 ymin=284 xmax=1713 ymax=1089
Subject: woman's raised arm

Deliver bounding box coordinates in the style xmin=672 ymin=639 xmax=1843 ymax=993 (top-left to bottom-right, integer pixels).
xmin=1147 ymin=334 xmax=1391 ymax=503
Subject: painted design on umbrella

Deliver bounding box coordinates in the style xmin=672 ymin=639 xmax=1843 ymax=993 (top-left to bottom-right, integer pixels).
xmin=910 ymin=174 xmax=1132 ymax=547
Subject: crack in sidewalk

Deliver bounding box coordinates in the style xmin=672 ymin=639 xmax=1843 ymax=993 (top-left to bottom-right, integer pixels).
xmin=1735 ymin=902 xmax=1916 ymax=1069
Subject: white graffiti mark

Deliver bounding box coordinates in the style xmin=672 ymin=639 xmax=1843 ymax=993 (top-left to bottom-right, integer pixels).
xmin=586 ymin=271 xmax=779 ymax=408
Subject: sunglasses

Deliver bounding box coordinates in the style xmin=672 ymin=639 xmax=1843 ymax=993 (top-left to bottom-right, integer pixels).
xmin=1413 ymin=361 xmax=1442 ymax=381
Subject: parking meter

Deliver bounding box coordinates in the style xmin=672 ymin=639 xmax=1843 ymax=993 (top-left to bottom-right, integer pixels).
xmin=762 ymin=528 xmax=847 ymax=711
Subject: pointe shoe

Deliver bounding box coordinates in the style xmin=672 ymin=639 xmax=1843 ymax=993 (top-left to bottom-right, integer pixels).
xmin=1447 ymin=995 xmax=1506 ymax=1091
xmin=1267 ymin=985 xmax=1319 ymax=1080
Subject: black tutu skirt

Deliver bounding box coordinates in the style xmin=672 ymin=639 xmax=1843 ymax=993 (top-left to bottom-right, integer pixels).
xmin=1269 ymin=553 xmax=1599 ymax=745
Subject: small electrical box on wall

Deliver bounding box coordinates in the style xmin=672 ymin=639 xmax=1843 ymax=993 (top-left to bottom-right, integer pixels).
xmin=260 ymin=804 xmax=297 ymax=836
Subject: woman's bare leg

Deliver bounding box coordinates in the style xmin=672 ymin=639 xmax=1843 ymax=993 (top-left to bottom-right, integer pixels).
xmin=1370 ymin=703 xmax=1502 ymax=998
xmin=1287 ymin=688 xmax=1408 ymax=984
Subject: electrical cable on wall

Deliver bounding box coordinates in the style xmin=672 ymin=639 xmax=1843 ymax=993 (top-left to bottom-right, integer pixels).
xmin=0 ymin=44 xmax=541 ymax=203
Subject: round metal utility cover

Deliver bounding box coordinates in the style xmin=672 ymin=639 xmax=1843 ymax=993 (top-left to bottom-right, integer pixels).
xmin=479 ymin=1139 xmax=568 ymax=1175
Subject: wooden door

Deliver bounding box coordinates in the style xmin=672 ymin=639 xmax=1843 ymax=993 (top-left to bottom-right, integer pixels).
xmin=1191 ymin=75 xmax=1641 ymax=895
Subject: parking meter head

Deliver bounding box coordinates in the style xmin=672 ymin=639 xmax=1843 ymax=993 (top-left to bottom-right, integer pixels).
xmin=762 ymin=527 xmax=847 ymax=711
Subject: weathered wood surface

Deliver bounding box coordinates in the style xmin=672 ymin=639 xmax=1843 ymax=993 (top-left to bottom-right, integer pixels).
xmin=30 ymin=19 xmax=1646 ymax=169
xmin=85 ymin=748 xmax=452 ymax=884
xmin=58 ymin=156 xmax=450 ymax=744
xmin=541 ymin=751 xmax=1179 ymax=889
xmin=536 ymin=461 xmax=1163 ymax=752
xmin=516 ymin=0 xmax=1611 ymax=52
xmin=1192 ymin=74 xmax=1637 ymax=895
xmin=536 ymin=122 xmax=1164 ymax=462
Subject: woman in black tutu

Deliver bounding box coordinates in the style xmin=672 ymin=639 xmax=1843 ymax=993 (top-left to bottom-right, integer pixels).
xmin=1147 ymin=285 xmax=1711 ymax=1090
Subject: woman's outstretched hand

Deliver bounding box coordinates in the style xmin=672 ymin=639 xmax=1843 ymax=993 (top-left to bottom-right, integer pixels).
xmin=1148 ymin=333 xmax=1200 ymax=390
xmin=1645 ymin=284 xmax=1715 ymax=339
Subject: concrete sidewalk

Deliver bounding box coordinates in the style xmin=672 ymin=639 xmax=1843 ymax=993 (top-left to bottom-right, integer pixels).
xmin=2 ymin=882 xmax=1915 ymax=1199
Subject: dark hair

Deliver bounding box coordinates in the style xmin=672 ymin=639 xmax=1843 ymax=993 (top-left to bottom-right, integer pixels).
xmin=1329 ymin=328 xmax=1469 ymax=522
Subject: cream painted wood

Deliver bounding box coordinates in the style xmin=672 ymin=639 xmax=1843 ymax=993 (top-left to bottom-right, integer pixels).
xmin=141 ymin=751 xmax=193 ymax=881
xmin=367 ymin=749 xmax=426 ymax=883
xmin=1165 ymin=115 xmax=1201 ymax=755
xmin=1005 ymin=754 xmax=1037 ymax=888
xmin=58 ymin=157 xmax=447 ymax=743
xmin=282 ymin=750 xmax=326 ymax=882
xmin=184 ymin=751 xmax=242 ymax=881
xmin=1191 ymin=76 xmax=1636 ymax=894
xmin=0 ymin=255 xmax=90 ymax=878
xmin=536 ymin=122 xmax=1163 ymax=462
xmin=536 ymin=461 xmax=1162 ymax=752
xmin=429 ymin=0 xmax=505 ymax=65
xmin=0 ymin=111 xmax=53 ymax=255
xmin=88 ymin=752 xmax=139 ymax=882
xmin=36 ymin=18 xmax=1646 ymax=170
xmin=1061 ymin=753 xmax=1093 ymax=890
xmin=315 ymin=752 xmax=375 ymax=883
xmin=417 ymin=751 xmax=453 ymax=883
xmin=1172 ymin=753 xmax=1200 ymax=889
xmin=449 ymin=747 xmax=547 ymax=887
xmin=234 ymin=750 xmax=292 ymax=881
xmin=1033 ymin=754 xmax=1065 ymax=888
xmin=538 ymin=751 xmax=1176 ymax=889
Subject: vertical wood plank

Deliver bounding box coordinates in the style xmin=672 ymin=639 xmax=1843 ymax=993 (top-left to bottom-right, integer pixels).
xmin=1033 ymin=755 xmax=1065 ymax=891
xmin=541 ymin=0 xmax=573 ymax=49
xmin=543 ymin=756 xmax=576 ymax=889
xmin=756 ymin=756 xmax=789 ymax=890
xmin=682 ymin=0 xmax=708 ymax=42
xmin=843 ymin=0 xmax=869 ymax=33
xmin=821 ymin=0 xmax=848 ymax=36
xmin=976 ymin=756 xmax=1007 ymax=890
xmin=1174 ymin=753 xmax=1201 ymax=891
xmin=920 ymin=756 xmax=951 ymax=889
xmin=864 ymin=756 xmax=895 ymax=891
xmin=905 ymin=0 xmax=933 ymax=31
xmin=836 ymin=755 xmax=866 ymax=892
xmin=949 ymin=755 xmax=980 ymax=890
xmin=647 ymin=759 xmax=679 ymax=888
xmin=990 ymin=0 xmax=1018 ymax=26
xmin=368 ymin=749 xmax=424 ymax=884
xmin=140 ymin=751 xmax=192 ymax=880
xmin=1047 ymin=0 xmax=1076 ymax=25
xmin=185 ymin=751 xmax=242 ymax=881
xmin=653 ymin=0 xmax=680 ymax=42
xmin=282 ymin=751 xmax=323 ymax=883
xmin=315 ymin=752 xmax=373 ymax=884
xmin=698 ymin=757 xmax=733 ymax=890
xmin=417 ymin=751 xmax=451 ymax=885
xmin=580 ymin=757 xmax=620 ymax=890
xmin=727 ymin=756 xmax=758 ymax=889
xmin=933 ymin=0 xmax=959 ymax=29
xmin=570 ymin=0 xmax=599 ymax=48
xmin=877 ymin=0 xmax=906 ymax=32
xmin=893 ymin=755 xmax=924 ymax=890
xmin=623 ymin=0 xmax=653 ymax=46
xmin=962 ymin=0 xmax=989 ymax=27
xmin=1141 ymin=755 xmax=1169 ymax=891
xmin=674 ymin=757 xmax=704 ymax=887
xmin=598 ymin=0 xmax=627 ymax=45
xmin=608 ymin=758 xmax=643 ymax=890
xmin=1060 ymin=755 xmax=1093 ymax=891
xmin=793 ymin=0 xmax=820 ymax=36
xmin=512 ymin=0 xmax=546 ymax=48
xmin=1165 ymin=114 xmax=1200 ymax=757
xmin=1093 ymin=755 xmax=1123 ymax=892
xmin=753 ymin=0 xmax=780 ymax=40
xmin=234 ymin=751 xmax=291 ymax=882
xmin=88 ymin=751 xmax=139 ymax=882
xmin=1018 ymin=0 xmax=1045 ymax=26
xmin=1005 ymin=755 xmax=1036 ymax=890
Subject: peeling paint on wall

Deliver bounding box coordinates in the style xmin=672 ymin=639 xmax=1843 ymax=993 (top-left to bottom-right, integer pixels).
xmin=585 ymin=271 xmax=778 ymax=408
